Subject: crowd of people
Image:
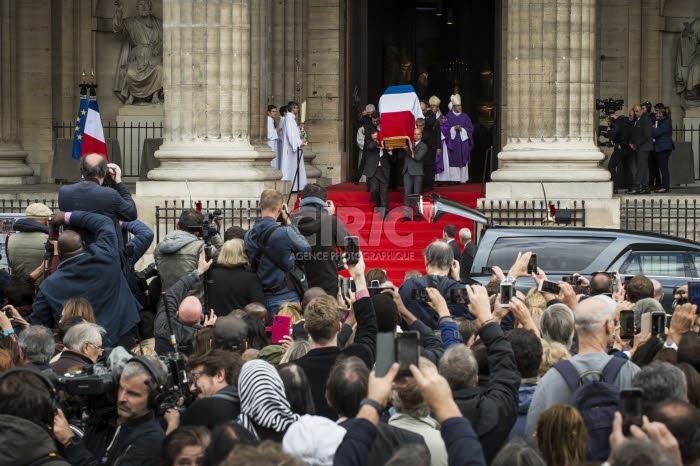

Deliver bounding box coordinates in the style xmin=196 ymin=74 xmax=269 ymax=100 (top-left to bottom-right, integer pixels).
xmin=0 ymin=152 xmax=699 ymax=466
xmin=605 ymin=101 xmax=674 ymax=194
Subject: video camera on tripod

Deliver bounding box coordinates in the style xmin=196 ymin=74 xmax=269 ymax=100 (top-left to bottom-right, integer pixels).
xmin=188 ymin=205 xmax=223 ymax=316
xmin=596 ymin=98 xmax=624 ymax=117
xmin=596 ymin=98 xmax=625 ymax=148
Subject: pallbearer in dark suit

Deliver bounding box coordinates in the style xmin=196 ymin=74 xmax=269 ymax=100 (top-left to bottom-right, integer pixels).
xmin=401 ymin=128 xmax=426 ymax=222
xmin=362 ymin=128 xmax=392 ymax=219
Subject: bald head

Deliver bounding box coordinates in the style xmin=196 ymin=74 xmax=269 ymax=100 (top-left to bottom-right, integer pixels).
xmin=574 ymin=295 xmax=616 ymax=336
xmin=177 ymin=297 xmax=203 ymax=325
xmin=80 ymin=153 xmax=108 ymax=180
xmin=58 ymin=230 xmax=84 ymax=259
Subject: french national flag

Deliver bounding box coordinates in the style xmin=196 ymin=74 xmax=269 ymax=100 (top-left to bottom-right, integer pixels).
xmin=81 ymin=89 xmax=108 ymax=160
xmin=377 ymin=85 xmax=424 ymax=148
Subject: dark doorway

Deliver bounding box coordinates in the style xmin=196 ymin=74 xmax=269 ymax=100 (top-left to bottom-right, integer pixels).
xmin=346 ymin=0 xmax=498 ymax=182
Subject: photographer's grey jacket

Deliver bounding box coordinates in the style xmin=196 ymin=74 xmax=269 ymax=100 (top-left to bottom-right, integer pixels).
xmin=153 ymin=229 xmax=222 ymax=302
xmin=154 ymin=271 xmax=201 ymax=355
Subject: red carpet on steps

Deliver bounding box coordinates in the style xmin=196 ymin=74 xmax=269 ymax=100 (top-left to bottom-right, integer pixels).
xmin=324 ymin=182 xmax=484 ymax=286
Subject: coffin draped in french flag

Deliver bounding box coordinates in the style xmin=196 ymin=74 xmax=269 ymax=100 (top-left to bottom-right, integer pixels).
xmin=377 ymin=84 xmax=423 ymax=156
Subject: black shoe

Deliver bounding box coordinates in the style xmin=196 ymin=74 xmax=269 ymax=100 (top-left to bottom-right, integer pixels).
xmin=401 ymin=217 xmax=412 ymax=223
xmin=626 ymin=189 xmax=638 ymax=194
xmin=414 ymin=216 xmax=421 ymax=222
xmin=639 ymin=188 xmax=651 ymax=194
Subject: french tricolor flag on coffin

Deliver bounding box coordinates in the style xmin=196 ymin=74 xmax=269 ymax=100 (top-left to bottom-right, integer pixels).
xmin=378 ymin=84 xmax=424 ymax=153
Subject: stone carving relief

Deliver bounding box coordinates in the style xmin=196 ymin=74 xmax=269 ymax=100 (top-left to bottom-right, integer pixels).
xmin=112 ymin=0 xmax=163 ymax=104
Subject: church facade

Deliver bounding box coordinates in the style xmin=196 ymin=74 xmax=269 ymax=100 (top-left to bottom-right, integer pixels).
xmin=0 ymin=0 xmax=697 ymax=225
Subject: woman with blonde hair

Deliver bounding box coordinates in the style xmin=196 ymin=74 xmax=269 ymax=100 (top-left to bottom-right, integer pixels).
xmin=276 ymin=302 xmax=303 ymax=325
xmin=535 ymin=404 xmax=587 ymax=466
xmin=209 ymin=238 xmax=265 ymax=317
xmin=538 ymin=340 xmax=571 ymax=378
xmin=60 ymin=297 xmax=96 ymax=323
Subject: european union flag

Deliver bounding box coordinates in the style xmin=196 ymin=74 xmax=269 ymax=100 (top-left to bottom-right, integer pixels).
xmin=72 ymin=89 xmax=88 ymax=160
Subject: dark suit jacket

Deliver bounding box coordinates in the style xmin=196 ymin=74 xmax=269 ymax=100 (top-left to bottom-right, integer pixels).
xmin=631 ymin=114 xmax=653 ymax=152
xmin=460 ymin=241 xmax=476 ymax=281
xmin=447 ymin=239 xmax=461 ymax=262
xmin=402 ymin=141 xmax=426 ymax=176
xmin=361 ymin=140 xmax=391 ymax=180
xmin=58 ymin=180 xmax=137 ymax=245
xmin=30 ymin=212 xmax=141 ymax=346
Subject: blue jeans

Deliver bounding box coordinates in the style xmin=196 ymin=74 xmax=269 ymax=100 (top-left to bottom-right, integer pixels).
xmin=265 ymin=289 xmax=301 ymax=321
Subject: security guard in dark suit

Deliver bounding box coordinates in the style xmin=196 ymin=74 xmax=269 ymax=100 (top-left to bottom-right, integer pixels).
xmin=402 ymin=128 xmax=427 ymax=222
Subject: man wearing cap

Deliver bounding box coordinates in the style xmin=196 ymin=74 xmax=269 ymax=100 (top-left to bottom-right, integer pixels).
xmin=6 ymin=203 xmax=53 ymax=284
xmin=436 ymin=94 xmax=473 ymax=184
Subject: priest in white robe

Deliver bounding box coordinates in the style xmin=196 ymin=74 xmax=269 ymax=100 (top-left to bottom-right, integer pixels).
xmin=280 ymin=102 xmax=307 ymax=191
xmin=267 ymin=105 xmax=281 ymax=168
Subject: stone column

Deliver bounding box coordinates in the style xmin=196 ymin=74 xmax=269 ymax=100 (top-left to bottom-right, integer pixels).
xmin=0 ymin=0 xmax=34 ymax=184
xmin=488 ymin=0 xmax=611 ymax=200
xmin=138 ymin=0 xmax=285 ymax=199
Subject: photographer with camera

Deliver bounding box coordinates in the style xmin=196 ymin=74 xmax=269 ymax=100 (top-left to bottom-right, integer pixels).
xmin=58 ymin=155 xmax=137 ymax=274
xmin=154 ymin=250 xmax=217 ymax=355
xmin=52 ymin=356 xmax=167 ymax=466
xmin=604 ymin=112 xmax=635 ymax=194
xmin=289 ymin=183 xmax=350 ymax=296
xmin=5 ymin=202 xmax=53 ymax=285
xmin=245 ymin=189 xmax=311 ymax=318
xmin=29 ymin=211 xmax=141 ymax=348
xmin=154 ymin=208 xmax=224 ymax=304
xmin=399 ymin=240 xmax=471 ymax=330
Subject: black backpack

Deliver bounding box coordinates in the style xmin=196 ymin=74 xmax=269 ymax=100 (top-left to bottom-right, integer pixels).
xmin=553 ymin=356 xmax=627 ymax=462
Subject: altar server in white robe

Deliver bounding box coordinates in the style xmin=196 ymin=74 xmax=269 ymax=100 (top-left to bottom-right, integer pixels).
xmin=280 ymin=101 xmax=307 ymax=191
xmin=268 ymin=105 xmax=281 ymax=168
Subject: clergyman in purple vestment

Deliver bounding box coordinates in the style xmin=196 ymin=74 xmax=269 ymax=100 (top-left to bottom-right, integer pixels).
xmin=436 ymin=94 xmax=473 ymax=183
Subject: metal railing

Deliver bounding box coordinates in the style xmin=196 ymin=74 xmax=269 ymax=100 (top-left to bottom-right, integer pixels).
xmin=0 ymin=199 xmax=59 ymax=214
xmin=477 ymin=199 xmax=587 ymax=227
xmin=53 ymin=121 xmax=163 ymax=178
xmin=620 ymin=198 xmax=699 ymax=241
xmin=154 ymin=199 xmax=261 ymax=243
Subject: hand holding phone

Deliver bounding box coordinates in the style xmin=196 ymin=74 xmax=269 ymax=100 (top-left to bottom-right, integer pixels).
xmin=271 ymin=315 xmax=292 ymax=344
xmin=620 ymin=388 xmax=643 ymax=436
xmin=344 ymin=236 xmax=360 ymax=266
xmin=538 ymin=280 xmax=560 ymax=294
xmin=619 ymin=309 xmax=635 ymax=339
xmin=527 ymin=254 xmax=538 ymax=275
xmin=499 ymin=281 xmax=513 ymax=308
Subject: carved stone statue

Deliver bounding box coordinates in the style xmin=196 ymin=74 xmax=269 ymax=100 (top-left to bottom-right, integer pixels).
xmin=676 ymin=19 xmax=700 ymax=101
xmin=113 ymin=0 xmax=163 ymax=105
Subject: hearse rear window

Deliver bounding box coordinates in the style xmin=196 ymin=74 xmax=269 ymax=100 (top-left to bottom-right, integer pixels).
xmin=487 ymin=237 xmax=614 ymax=273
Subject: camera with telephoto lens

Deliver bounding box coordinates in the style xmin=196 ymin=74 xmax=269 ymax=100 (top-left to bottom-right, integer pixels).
xmin=134 ymin=262 xmax=158 ymax=292
xmin=190 ymin=209 xmax=223 ymax=254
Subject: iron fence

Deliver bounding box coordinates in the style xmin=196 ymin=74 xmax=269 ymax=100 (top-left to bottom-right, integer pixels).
xmin=53 ymin=121 xmax=163 ymax=178
xmin=620 ymin=198 xmax=699 ymax=241
xmin=477 ymin=199 xmax=586 ymax=227
xmin=0 ymin=199 xmax=59 ymax=214
xmin=155 ymin=199 xmax=261 ymax=243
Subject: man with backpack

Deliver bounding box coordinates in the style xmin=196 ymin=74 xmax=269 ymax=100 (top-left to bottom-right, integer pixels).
xmin=524 ymin=295 xmax=640 ymax=460
xmin=244 ymin=189 xmax=311 ymax=319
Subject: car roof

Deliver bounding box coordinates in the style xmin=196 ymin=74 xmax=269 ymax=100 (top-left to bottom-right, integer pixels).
xmin=481 ymin=225 xmax=700 ymax=249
